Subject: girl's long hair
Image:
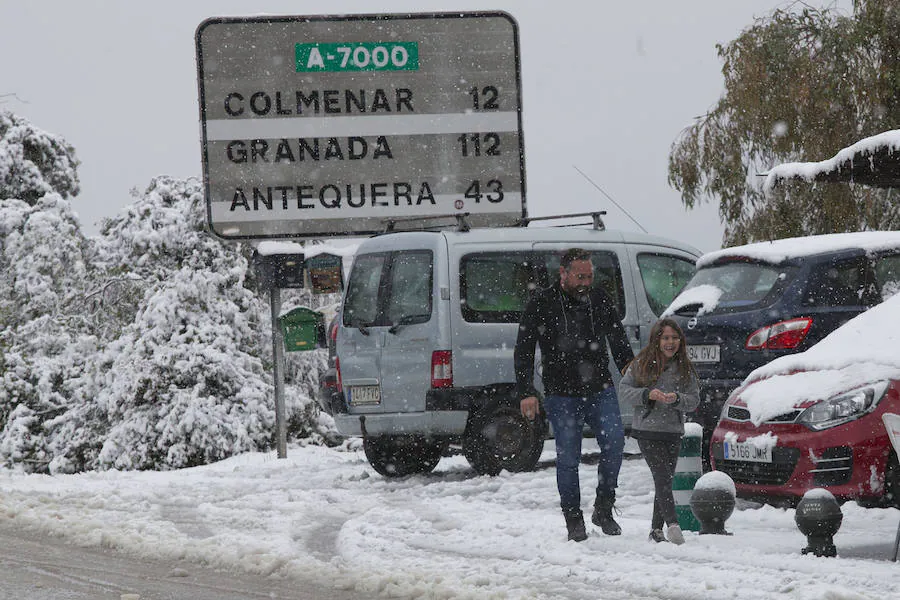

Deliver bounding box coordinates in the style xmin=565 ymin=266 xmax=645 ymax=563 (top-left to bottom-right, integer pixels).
xmin=626 ymin=318 xmax=697 ymax=387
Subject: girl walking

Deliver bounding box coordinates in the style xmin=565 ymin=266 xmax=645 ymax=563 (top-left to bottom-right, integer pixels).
xmin=619 ymin=318 xmax=700 ymax=544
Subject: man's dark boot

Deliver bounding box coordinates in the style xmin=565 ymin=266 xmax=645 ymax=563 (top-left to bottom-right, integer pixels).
xmin=563 ymin=508 xmax=588 ymax=542
xmin=592 ymin=494 xmax=622 ymax=536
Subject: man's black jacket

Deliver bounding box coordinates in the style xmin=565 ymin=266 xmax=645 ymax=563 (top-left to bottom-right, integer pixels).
xmin=514 ymin=283 xmax=635 ymax=399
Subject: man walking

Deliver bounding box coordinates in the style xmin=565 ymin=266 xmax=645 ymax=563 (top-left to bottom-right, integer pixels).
xmin=515 ymin=248 xmax=635 ymax=541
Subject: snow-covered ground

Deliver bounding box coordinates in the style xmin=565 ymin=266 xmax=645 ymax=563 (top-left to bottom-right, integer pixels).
xmin=0 ymin=439 xmax=897 ymax=600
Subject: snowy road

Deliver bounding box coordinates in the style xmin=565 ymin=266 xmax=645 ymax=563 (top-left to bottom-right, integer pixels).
xmin=0 ymin=439 xmax=898 ymax=599
xmin=0 ymin=525 xmax=362 ymax=600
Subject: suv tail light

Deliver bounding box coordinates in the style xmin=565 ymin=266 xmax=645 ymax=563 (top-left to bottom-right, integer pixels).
xmin=745 ymin=317 xmax=813 ymax=350
xmin=335 ymin=356 xmax=343 ymax=392
xmin=431 ymin=350 xmax=453 ymax=388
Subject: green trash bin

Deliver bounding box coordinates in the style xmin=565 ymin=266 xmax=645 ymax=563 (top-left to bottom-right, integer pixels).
xmin=279 ymin=307 xmax=325 ymax=352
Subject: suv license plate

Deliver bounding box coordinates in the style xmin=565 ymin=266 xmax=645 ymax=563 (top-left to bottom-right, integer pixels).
xmin=724 ymin=441 xmax=772 ymax=463
xmin=688 ymin=344 xmax=720 ymax=363
xmin=349 ymin=385 xmax=381 ymax=406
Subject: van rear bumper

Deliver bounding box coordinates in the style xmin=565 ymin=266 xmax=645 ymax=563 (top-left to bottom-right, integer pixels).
xmin=334 ymin=411 xmax=469 ymax=437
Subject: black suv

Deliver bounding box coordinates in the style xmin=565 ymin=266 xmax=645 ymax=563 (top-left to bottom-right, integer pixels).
xmin=666 ymin=232 xmax=900 ymax=463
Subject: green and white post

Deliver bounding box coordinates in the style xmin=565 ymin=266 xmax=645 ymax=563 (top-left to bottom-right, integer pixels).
xmin=674 ymin=422 xmax=703 ymax=531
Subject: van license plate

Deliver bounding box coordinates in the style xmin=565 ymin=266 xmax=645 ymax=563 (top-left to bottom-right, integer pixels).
xmin=724 ymin=441 xmax=771 ymax=463
xmin=349 ymin=385 xmax=381 ymax=406
xmin=688 ymin=344 xmax=720 ymax=363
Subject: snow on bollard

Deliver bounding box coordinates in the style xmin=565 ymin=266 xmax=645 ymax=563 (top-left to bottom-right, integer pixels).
xmin=690 ymin=470 xmax=736 ymax=535
xmin=674 ymin=422 xmax=703 ymax=531
xmin=795 ymin=488 xmax=843 ymax=557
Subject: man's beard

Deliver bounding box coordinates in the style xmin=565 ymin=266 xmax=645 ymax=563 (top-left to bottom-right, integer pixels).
xmin=563 ymin=282 xmax=590 ymax=301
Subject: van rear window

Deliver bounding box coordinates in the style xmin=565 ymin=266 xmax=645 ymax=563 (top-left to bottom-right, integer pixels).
xmin=343 ymin=251 xmax=433 ymax=327
xmin=460 ymin=251 xmax=624 ymax=323
xmin=342 ymin=253 xmax=388 ymax=327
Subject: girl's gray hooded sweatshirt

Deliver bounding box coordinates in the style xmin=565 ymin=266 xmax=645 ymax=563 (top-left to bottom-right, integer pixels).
xmin=619 ymin=361 xmax=701 ymax=440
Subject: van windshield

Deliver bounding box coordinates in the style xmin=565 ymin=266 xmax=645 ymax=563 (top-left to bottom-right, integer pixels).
xmin=676 ymin=261 xmax=794 ymax=313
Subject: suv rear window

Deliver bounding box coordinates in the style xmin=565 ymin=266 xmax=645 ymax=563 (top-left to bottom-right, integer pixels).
xmin=875 ymin=254 xmax=900 ymax=300
xmin=460 ymin=250 xmax=625 ymax=323
xmin=801 ymin=257 xmax=876 ymax=307
xmin=676 ymin=261 xmax=795 ymax=313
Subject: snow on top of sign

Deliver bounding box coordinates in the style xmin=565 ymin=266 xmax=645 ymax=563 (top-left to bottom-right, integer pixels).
xmin=255 ymin=240 xmax=360 ymax=259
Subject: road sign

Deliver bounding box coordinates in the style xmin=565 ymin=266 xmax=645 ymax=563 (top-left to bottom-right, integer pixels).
xmin=195 ymin=12 xmax=526 ymax=240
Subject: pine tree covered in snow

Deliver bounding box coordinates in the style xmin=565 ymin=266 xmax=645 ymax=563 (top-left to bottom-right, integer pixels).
xmin=90 ymin=177 xmax=271 ymax=469
xmin=0 ymin=113 xmax=339 ymax=473
xmin=92 ymin=176 xmax=338 ymax=470
xmin=0 ymin=192 xmax=103 ymax=472
xmin=0 ymin=111 xmax=79 ymax=204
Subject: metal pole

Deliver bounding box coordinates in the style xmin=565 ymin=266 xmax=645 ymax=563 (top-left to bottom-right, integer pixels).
xmin=270 ymin=286 xmax=287 ymax=459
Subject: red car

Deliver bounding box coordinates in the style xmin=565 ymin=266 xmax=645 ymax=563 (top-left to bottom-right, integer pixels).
xmin=710 ymin=293 xmax=900 ymax=507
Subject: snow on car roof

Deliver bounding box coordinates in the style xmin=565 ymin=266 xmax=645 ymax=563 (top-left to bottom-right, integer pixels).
xmin=738 ymin=291 xmax=900 ymax=423
xmin=696 ymin=230 xmax=900 ymax=268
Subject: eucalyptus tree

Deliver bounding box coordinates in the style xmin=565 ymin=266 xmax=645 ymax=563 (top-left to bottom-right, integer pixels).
xmin=669 ymin=0 xmax=900 ymax=246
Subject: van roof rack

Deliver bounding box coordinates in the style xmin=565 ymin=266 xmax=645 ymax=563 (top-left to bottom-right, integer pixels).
xmin=517 ymin=211 xmax=606 ymax=231
xmin=382 ymin=213 xmax=471 ymax=233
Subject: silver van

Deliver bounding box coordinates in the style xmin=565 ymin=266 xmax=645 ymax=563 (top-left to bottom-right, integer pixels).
xmin=334 ymin=215 xmax=700 ymax=476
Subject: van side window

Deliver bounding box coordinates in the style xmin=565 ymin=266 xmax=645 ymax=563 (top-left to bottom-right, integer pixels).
xmin=803 ymin=258 xmax=868 ymax=307
xmin=385 ymin=251 xmax=433 ymax=325
xmin=636 ymin=253 xmax=696 ymax=315
xmin=544 ymin=251 xmax=626 ymax=318
xmin=460 ymin=253 xmax=546 ymax=323
xmin=342 ymin=253 xmax=387 ymax=326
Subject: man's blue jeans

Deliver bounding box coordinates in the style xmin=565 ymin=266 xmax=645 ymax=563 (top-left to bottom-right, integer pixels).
xmin=544 ymin=386 xmax=624 ymax=512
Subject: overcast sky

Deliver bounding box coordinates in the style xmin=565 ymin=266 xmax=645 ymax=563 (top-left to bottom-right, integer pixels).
xmin=1 ymin=0 xmax=851 ymax=252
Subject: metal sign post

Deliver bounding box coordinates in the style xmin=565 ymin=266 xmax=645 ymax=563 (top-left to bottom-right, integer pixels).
xmin=269 ymin=288 xmax=287 ymax=458
xmin=196 ymin=12 xmax=526 ymax=240
xmin=253 ymin=250 xmax=304 ymax=459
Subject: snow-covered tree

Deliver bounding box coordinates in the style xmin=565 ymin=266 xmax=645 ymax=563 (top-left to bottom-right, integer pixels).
xmin=95 ymin=261 xmax=275 ymax=470
xmin=0 ymin=194 xmax=103 ymax=473
xmin=0 ymin=111 xmax=80 ymax=204
xmin=668 ymin=1 xmax=900 ymax=245
xmin=91 ymin=176 xmax=336 ymax=470
xmin=0 ymin=112 xmax=339 ymax=472
xmin=0 ymin=193 xmax=93 ymax=327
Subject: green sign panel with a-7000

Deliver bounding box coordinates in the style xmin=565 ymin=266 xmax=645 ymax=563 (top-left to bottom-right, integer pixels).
xmin=296 ymin=42 xmax=420 ymax=72
xmin=196 ymin=12 xmax=526 ymax=240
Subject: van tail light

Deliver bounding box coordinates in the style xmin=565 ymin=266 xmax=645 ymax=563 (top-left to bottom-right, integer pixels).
xmin=431 ymin=350 xmax=453 ymax=388
xmin=745 ymin=317 xmax=813 ymax=350
xmin=335 ymin=357 xmax=343 ymax=392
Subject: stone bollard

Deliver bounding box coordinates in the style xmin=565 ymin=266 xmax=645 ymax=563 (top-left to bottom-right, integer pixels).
xmin=795 ymin=488 xmax=842 ymax=557
xmin=674 ymin=422 xmax=703 ymax=531
xmin=690 ymin=470 xmax=736 ymax=535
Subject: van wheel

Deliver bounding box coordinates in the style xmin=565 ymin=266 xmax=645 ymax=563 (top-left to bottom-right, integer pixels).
xmin=463 ymin=399 xmax=547 ymax=476
xmin=363 ymin=435 xmax=444 ymax=478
